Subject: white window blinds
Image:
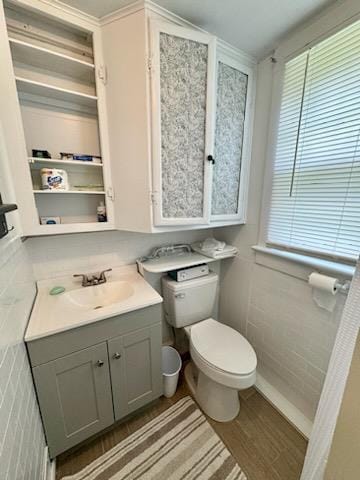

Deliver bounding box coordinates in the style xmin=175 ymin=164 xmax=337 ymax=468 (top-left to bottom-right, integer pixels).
xmin=267 ymin=20 xmax=360 ymax=261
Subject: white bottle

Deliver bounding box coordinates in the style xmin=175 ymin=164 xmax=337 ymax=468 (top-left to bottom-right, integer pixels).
xmin=97 ymin=201 xmax=107 ymax=222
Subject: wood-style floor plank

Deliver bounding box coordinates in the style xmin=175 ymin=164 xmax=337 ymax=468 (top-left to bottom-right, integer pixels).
xmin=56 ymin=378 xmax=307 ymax=480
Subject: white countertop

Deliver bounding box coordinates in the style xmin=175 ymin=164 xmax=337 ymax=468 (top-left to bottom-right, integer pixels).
xmin=25 ymin=265 xmax=163 ymax=342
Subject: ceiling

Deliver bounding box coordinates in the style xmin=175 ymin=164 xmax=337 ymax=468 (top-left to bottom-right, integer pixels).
xmin=59 ymin=0 xmax=338 ymax=59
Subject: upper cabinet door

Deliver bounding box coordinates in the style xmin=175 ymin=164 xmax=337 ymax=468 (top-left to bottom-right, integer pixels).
xmin=211 ymin=52 xmax=255 ymax=223
xmin=150 ymin=21 xmax=216 ymax=226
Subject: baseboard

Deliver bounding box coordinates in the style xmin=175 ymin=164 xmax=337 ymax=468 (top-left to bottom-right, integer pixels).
xmin=255 ymin=373 xmax=313 ymax=439
xmin=43 ymin=447 xmax=56 ymax=480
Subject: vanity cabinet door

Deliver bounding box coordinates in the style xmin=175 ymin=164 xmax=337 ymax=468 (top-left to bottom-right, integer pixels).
xmin=108 ymin=324 xmax=162 ymax=421
xmin=150 ymin=21 xmax=216 ymax=226
xmin=211 ymin=53 xmax=255 ymax=223
xmin=32 ymin=342 xmax=114 ymax=458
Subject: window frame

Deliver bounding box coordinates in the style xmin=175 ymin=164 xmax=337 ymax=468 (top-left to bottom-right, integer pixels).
xmin=258 ymin=12 xmax=360 ymax=266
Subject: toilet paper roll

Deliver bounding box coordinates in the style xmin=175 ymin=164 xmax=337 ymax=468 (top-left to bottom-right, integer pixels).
xmin=308 ymin=272 xmax=338 ymax=294
xmin=309 ymin=272 xmax=339 ymax=312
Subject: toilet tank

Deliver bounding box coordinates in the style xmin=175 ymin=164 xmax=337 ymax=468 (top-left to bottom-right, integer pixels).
xmin=162 ymin=273 xmax=218 ymax=328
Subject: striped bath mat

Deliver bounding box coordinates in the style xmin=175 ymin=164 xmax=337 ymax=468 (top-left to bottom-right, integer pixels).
xmin=61 ymin=396 xmax=247 ymax=480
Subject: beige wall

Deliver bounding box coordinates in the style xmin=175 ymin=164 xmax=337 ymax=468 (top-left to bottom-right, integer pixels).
xmin=324 ymin=332 xmax=360 ymax=480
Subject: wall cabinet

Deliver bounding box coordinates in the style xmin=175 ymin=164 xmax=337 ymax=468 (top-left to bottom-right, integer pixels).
xmin=0 ymin=0 xmax=114 ymax=236
xmin=26 ymin=305 xmax=162 ymax=458
xmin=102 ymin=8 xmax=256 ymax=233
xmin=1 ymin=0 xmax=255 ymax=236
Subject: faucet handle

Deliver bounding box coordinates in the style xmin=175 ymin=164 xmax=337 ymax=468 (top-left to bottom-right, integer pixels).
xmin=73 ymin=274 xmax=89 ymax=287
xmin=99 ymin=268 xmax=112 ymax=282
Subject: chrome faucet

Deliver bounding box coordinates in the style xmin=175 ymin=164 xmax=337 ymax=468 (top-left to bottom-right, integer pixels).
xmin=73 ymin=268 xmax=112 ymax=287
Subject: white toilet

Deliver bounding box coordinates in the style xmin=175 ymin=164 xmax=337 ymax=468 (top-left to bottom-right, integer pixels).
xmin=162 ymin=272 xmax=257 ymax=422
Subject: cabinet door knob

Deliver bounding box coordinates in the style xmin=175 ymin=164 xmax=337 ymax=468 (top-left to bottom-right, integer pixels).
xmin=96 ymin=360 xmax=104 ymax=367
xmin=207 ymin=155 xmax=215 ymax=164
xmin=113 ymin=352 xmax=122 ymax=360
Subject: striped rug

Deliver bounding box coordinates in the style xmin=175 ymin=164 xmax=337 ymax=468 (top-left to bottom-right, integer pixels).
xmin=60 ymin=396 xmax=247 ymax=480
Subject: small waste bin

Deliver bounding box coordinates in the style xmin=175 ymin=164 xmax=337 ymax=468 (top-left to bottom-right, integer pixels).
xmin=162 ymin=346 xmax=182 ymax=398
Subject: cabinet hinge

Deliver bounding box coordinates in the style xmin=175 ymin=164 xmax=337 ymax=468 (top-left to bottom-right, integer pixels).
xmin=98 ymin=65 xmax=107 ymax=85
xmin=147 ymin=56 xmax=153 ymax=73
xmin=150 ymin=191 xmax=158 ymax=205
xmin=106 ymin=187 xmax=114 ymax=201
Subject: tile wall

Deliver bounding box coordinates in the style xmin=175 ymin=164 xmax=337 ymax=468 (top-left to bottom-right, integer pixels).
xmin=0 ymin=238 xmax=46 ymax=479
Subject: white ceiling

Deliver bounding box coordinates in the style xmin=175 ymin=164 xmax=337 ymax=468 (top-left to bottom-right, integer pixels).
xmin=59 ymin=0 xmax=337 ymax=59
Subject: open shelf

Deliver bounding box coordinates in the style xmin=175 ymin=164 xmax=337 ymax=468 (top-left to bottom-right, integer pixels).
xmin=31 ymin=222 xmax=114 ymax=236
xmin=29 ymin=157 xmax=102 ymax=168
xmin=138 ymin=252 xmax=235 ymax=273
xmin=5 ymin=2 xmax=113 ymax=236
xmin=33 ymin=190 xmax=105 ymax=195
xmin=9 ymin=38 xmax=95 ymax=84
xmin=15 ymin=76 xmax=98 ymax=109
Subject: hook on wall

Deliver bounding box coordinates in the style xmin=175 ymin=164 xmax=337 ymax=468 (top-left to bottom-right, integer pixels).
xmin=0 ymin=194 xmax=17 ymax=239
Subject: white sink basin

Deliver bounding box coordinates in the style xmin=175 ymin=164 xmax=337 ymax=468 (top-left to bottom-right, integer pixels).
xmin=61 ymin=281 xmax=134 ymax=310
xmin=25 ymin=265 xmax=163 ymax=341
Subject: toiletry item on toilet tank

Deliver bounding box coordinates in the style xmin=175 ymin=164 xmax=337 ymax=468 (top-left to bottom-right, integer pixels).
xmin=97 ymin=201 xmax=107 ymax=222
xmin=41 ymin=168 xmax=69 ymax=190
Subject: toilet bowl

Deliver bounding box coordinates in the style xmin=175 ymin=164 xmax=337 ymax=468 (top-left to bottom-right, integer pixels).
xmin=162 ymin=273 xmax=257 ymax=422
xmin=184 ymin=318 xmax=256 ymax=421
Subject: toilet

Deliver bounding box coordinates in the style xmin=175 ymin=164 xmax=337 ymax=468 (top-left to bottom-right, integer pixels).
xmin=162 ymin=272 xmax=257 ymax=422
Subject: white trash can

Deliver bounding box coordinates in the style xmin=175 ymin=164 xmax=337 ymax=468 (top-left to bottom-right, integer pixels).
xmin=162 ymin=346 xmax=182 ymax=398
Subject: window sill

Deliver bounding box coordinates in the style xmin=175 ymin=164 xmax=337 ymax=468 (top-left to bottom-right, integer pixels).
xmin=252 ymin=245 xmax=355 ymax=280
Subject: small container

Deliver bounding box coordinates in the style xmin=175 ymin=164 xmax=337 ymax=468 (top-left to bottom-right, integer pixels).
xmin=97 ymin=201 xmax=107 ymax=222
xmin=40 ymin=216 xmax=61 ymax=225
xmin=41 ymin=168 xmax=69 ymax=190
xmin=162 ymin=346 xmax=182 ymax=398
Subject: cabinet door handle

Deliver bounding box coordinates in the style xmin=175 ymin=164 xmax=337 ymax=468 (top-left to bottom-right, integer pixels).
xmin=96 ymin=360 xmax=104 ymax=367
xmin=207 ymin=155 xmax=215 ymax=164
xmin=113 ymin=352 xmax=122 ymax=360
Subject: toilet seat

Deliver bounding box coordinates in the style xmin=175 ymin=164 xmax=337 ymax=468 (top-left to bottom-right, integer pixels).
xmin=189 ymin=318 xmax=257 ymax=389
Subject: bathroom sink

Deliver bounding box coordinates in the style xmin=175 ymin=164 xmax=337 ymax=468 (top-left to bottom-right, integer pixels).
xmin=25 ymin=265 xmax=163 ymax=341
xmin=60 ymin=281 xmax=134 ymax=310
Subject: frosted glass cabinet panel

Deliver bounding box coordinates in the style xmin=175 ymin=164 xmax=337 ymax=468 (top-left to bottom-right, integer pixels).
xmin=151 ymin=22 xmax=216 ymax=226
xmin=211 ymin=55 xmax=254 ymax=222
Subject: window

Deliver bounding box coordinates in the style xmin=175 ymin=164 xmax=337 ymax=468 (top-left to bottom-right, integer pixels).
xmin=267 ymin=20 xmax=360 ymax=262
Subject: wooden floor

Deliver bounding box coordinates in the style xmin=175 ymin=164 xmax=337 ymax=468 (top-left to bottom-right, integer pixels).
xmin=56 ymin=378 xmax=308 ymax=480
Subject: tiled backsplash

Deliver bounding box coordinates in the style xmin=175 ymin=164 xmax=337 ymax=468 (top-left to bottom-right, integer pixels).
xmin=0 ymin=238 xmax=46 ymax=479
xmin=26 ymin=229 xmax=213 ymax=281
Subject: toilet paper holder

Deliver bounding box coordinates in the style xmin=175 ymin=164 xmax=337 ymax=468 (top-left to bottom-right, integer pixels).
xmin=335 ymin=280 xmax=351 ymax=293
xmin=308 ymin=271 xmax=350 ymax=294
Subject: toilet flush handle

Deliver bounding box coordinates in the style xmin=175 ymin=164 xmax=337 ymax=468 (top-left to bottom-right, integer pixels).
xmin=175 ymin=293 xmax=185 ymax=299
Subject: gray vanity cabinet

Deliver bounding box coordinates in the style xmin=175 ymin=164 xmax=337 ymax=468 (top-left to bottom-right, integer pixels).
xmin=108 ymin=324 xmax=162 ymax=421
xmin=32 ymin=342 xmax=114 ymax=457
xmin=27 ymin=304 xmax=163 ymax=458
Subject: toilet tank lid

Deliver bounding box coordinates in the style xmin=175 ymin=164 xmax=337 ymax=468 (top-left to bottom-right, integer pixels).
xmin=190 ymin=318 xmax=257 ymax=375
xmin=162 ymin=272 xmax=218 ymax=292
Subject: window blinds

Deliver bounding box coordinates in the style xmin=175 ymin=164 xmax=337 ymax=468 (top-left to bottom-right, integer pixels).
xmin=267 ymin=20 xmax=360 ymax=261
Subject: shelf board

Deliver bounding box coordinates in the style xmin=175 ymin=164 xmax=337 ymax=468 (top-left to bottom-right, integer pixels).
xmin=26 ymin=222 xmax=114 ymax=237
xmin=9 ymin=37 xmax=95 ymax=84
xmin=33 ymin=190 xmax=105 ymax=195
xmin=15 ymin=76 xmax=98 ymax=109
xmin=138 ymin=252 xmax=236 ymax=273
xmin=29 ymin=157 xmax=102 ymax=168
